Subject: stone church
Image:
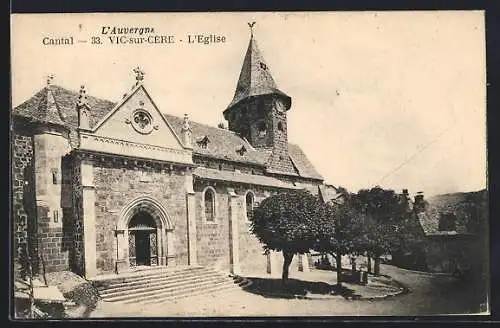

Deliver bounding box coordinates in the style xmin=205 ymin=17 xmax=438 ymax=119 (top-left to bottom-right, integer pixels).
xmin=12 ymin=28 xmax=336 ymax=279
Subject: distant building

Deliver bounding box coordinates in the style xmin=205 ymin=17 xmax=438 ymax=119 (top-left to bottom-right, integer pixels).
xmin=397 ymin=190 xmax=488 ymax=275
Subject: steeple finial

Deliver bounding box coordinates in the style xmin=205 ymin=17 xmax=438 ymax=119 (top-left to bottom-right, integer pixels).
xmin=182 ymin=113 xmax=191 ymax=131
xmin=77 ymin=85 xmax=89 ymax=107
xmin=133 ymin=66 xmax=145 ymax=85
xmin=248 ymin=21 xmax=256 ymax=36
xmin=46 ymin=74 xmax=54 ymax=86
xmin=181 ymin=113 xmax=193 ymax=149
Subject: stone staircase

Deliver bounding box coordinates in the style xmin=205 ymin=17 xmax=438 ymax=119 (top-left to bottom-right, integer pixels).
xmin=92 ymin=266 xmax=248 ymax=304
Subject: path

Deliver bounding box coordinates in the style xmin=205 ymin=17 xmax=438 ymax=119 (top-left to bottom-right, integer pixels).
xmin=88 ymin=264 xmax=489 ymax=317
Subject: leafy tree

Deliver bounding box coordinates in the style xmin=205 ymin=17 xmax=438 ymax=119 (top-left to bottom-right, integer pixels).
xmin=314 ymin=196 xmax=364 ymax=287
xmin=250 ymin=189 xmax=326 ymax=286
xmin=352 ymin=186 xmax=419 ymax=275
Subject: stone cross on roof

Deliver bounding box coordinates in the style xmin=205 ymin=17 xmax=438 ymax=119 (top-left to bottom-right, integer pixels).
xmin=182 ymin=113 xmax=191 ymax=131
xmin=77 ymin=85 xmax=89 ymax=107
xmin=133 ymin=67 xmax=145 ymax=84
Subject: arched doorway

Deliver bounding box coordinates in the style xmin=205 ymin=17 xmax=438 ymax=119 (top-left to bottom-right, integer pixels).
xmin=115 ymin=196 xmax=176 ymax=273
xmin=128 ymin=211 xmax=158 ymax=267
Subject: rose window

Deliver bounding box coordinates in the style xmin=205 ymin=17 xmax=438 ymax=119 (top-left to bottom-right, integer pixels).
xmin=131 ymin=109 xmax=154 ymax=134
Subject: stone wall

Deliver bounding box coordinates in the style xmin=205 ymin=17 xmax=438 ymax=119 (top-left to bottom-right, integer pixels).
xmin=193 ymin=178 xmax=308 ymax=275
xmin=32 ymin=130 xmax=72 ymax=273
xmin=194 ymin=181 xmax=230 ymax=271
xmin=91 ymin=158 xmax=189 ymax=275
xmin=11 ymin=127 xmax=36 ymax=267
xmin=424 ymin=234 xmax=480 ymax=273
xmin=71 ymin=156 xmax=85 ymax=275
xmin=237 ymin=188 xmax=269 ymax=274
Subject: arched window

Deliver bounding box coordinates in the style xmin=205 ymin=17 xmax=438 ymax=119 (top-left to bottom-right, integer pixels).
xmin=245 ymin=192 xmax=255 ymax=222
xmin=203 ymin=187 xmax=216 ymax=222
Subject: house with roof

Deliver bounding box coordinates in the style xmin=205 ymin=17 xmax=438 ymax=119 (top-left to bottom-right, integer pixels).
xmin=11 ymin=25 xmax=329 ymax=280
xmin=390 ymin=190 xmax=488 ymax=276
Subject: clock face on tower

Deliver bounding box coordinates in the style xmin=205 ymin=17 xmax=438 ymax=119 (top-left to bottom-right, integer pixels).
xmin=274 ymin=99 xmax=285 ymax=113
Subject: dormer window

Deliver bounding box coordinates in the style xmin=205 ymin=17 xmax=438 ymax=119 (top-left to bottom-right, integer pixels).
xmin=236 ymin=145 xmax=247 ymax=156
xmin=196 ymin=135 xmax=211 ymax=149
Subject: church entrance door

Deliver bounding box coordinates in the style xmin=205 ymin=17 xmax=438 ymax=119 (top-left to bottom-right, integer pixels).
xmin=128 ymin=211 xmax=158 ymax=267
xmin=135 ymin=231 xmax=151 ymax=266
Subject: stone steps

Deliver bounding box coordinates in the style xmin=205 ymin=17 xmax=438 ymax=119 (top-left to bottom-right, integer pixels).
xmin=94 ymin=266 xmax=245 ymax=304
xmin=94 ymin=266 xmax=204 ymax=288
xmin=96 ymin=267 xmax=214 ymax=293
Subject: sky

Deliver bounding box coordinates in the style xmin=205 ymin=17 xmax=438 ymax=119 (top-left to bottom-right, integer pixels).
xmin=11 ymin=11 xmax=487 ymax=197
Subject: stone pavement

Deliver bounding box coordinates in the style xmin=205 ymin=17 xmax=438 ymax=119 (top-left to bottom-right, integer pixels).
xmin=87 ymin=268 xmax=407 ymax=317
xmin=240 ymin=268 xmax=406 ymax=300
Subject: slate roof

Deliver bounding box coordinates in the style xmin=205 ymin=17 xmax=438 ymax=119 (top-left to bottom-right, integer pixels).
xmin=12 ymin=85 xmax=323 ymax=181
xmin=13 ymin=85 xmax=116 ymax=131
xmin=193 ymin=167 xmax=300 ymax=189
xmin=14 ymin=86 xmax=67 ymax=127
xmin=289 ymin=144 xmax=324 ymax=180
xmin=318 ymin=184 xmax=344 ymax=204
xmin=417 ymin=212 xmax=439 ymax=235
xmin=164 ymin=114 xmax=271 ymax=166
xmin=224 ymin=33 xmax=291 ymax=113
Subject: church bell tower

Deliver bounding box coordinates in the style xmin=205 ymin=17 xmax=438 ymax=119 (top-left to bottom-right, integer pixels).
xmin=223 ymin=23 xmax=296 ymax=174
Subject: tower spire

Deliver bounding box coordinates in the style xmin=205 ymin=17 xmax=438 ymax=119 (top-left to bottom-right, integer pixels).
xmin=224 ymin=22 xmax=291 ymax=114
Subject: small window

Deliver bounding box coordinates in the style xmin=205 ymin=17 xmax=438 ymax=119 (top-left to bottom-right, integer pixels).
xmin=278 ymin=121 xmax=284 ymax=132
xmin=51 ymin=169 xmax=59 ymax=184
xmin=245 ymin=192 xmax=255 ymax=222
xmin=257 ymin=121 xmax=267 ymax=137
xmin=439 ymin=212 xmax=457 ymax=231
xmin=204 ymin=187 xmax=216 ymax=222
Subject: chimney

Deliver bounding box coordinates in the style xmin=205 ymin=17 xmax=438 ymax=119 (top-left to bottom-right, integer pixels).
xmin=414 ymin=191 xmax=425 ymax=212
xmin=77 ymin=85 xmax=91 ymax=130
xmin=181 ymin=113 xmax=192 ymax=149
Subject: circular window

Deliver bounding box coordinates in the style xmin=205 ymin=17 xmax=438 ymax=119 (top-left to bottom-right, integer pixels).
xmin=131 ymin=109 xmax=154 ymax=134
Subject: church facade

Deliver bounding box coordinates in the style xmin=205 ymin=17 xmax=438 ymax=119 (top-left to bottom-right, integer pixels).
xmin=11 ymin=29 xmax=334 ymax=279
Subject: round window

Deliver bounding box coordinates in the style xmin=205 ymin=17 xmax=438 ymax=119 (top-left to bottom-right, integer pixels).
xmin=131 ymin=109 xmax=154 ymax=134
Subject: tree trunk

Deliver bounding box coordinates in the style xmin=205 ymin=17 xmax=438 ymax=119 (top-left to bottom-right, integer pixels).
xmin=367 ymin=256 xmax=372 ymax=274
xmin=282 ymin=251 xmax=294 ymax=287
xmin=351 ymin=257 xmax=356 ymax=273
xmin=335 ymin=254 xmax=343 ymax=287
xmin=374 ymin=257 xmax=381 ymax=276
xmin=28 ymin=256 xmax=35 ymax=319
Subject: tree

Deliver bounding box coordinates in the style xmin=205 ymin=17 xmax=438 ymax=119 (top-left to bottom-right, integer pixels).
xmin=250 ymin=189 xmax=326 ymax=286
xmin=352 ymin=187 xmax=418 ymax=276
xmin=314 ymin=196 xmax=364 ymax=287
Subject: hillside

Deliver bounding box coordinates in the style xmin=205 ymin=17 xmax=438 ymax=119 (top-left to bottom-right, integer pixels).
xmin=425 ymin=189 xmax=488 ymax=234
